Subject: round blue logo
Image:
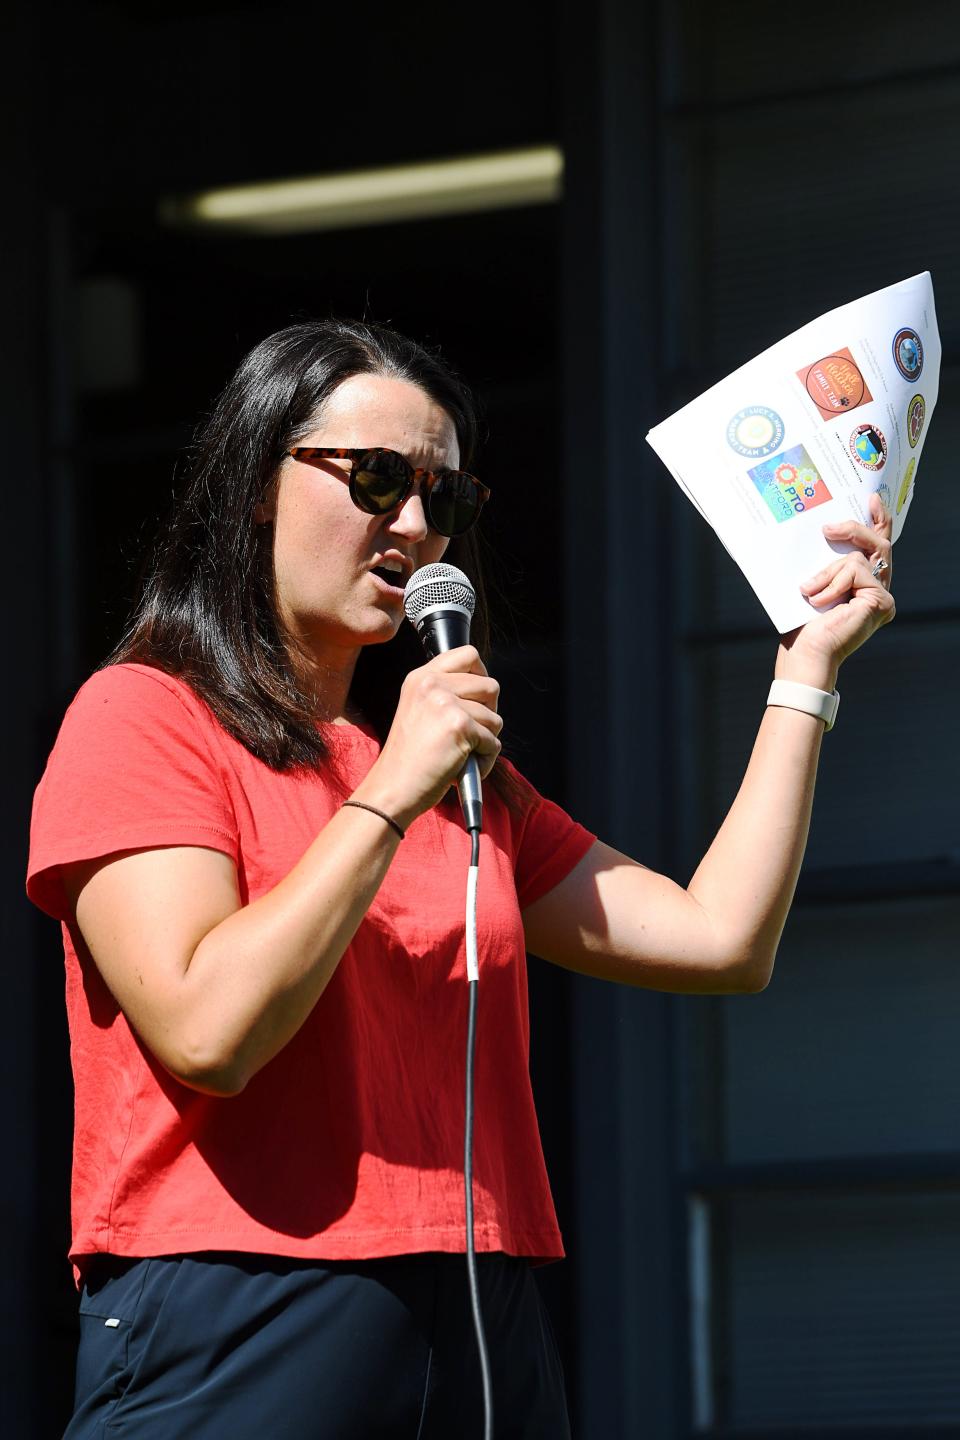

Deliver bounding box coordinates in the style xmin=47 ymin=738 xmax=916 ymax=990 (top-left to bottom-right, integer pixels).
xmin=892 ymin=327 xmax=923 ymax=383
xmin=726 ymin=406 xmax=786 ymax=458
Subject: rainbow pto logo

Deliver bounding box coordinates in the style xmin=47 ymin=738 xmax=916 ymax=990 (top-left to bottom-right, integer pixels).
xmin=749 ymin=444 xmax=832 ymax=524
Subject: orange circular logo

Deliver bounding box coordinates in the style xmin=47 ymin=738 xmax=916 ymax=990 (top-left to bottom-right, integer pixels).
xmin=805 ymin=355 xmax=866 ymax=413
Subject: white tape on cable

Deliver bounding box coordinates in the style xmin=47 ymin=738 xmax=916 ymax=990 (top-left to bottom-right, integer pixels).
xmin=465 ymin=863 xmax=479 ymax=982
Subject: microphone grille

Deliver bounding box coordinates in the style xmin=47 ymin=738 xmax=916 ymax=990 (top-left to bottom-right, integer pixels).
xmin=403 ymin=563 xmax=476 ymax=625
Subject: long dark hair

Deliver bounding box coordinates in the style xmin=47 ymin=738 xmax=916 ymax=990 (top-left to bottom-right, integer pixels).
xmin=109 ymin=319 xmax=494 ymax=772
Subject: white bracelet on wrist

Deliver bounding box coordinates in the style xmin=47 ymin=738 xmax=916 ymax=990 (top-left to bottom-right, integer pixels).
xmin=766 ymin=679 xmax=840 ymax=731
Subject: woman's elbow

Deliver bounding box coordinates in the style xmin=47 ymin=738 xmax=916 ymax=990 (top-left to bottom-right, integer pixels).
xmin=171 ymin=1060 xmax=249 ymax=1098
xmin=720 ymin=947 xmax=775 ymax=994
xmin=161 ymin=1033 xmax=252 ymax=1097
xmin=181 ymin=1063 xmax=249 ymax=1098
xmin=732 ymin=966 xmax=772 ymax=995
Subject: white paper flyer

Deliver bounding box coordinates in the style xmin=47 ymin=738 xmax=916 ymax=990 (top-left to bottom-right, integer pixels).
xmin=646 ymin=272 xmax=940 ymax=632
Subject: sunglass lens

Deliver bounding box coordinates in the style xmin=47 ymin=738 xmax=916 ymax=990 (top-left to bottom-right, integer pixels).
xmin=353 ymin=451 xmax=411 ymax=513
xmin=428 ymin=473 xmax=483 ymax=536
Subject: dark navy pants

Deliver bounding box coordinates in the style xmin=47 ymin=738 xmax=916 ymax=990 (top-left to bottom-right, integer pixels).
xmin=66 ymin=1252 xmax=571 ymax=1438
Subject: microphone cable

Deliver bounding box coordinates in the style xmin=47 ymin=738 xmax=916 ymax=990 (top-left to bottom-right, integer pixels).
xmin=463 ymin=822 xmax=494 ymax=1440
xmin=402 ymin=563 xmax=493 ymax=1436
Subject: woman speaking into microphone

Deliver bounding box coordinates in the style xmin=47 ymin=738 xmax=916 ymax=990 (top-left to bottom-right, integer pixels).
xmin=27 ymin=318 xmax=894 ymax=1438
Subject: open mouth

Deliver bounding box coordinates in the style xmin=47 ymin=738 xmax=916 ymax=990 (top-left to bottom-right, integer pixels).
xmin=370 ymin=565 xmax=406 ymax=589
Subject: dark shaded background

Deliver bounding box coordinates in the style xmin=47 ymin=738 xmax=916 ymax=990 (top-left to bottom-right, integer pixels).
xmin=4 ymin=1 xmax=960 ymax=1435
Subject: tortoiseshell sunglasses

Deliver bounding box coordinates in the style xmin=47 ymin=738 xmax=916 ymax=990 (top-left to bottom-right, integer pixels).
xmin=288 ymin=447 xmax=490 ymax=537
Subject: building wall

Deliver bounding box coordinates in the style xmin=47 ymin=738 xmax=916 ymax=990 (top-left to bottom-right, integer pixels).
xmin=562 ymin=1 xmax=960 ymax=1435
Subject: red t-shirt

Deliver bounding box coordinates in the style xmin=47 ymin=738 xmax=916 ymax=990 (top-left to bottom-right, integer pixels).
xmin=28 ymin=664 xmax=595 ymax=1285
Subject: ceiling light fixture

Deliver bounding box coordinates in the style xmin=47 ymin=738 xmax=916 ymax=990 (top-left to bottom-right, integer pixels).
xmin=160 ymin=145 xmax=564 ymax=235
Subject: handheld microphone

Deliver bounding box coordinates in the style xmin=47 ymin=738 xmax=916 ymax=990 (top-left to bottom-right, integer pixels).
xmin=403 ymin=563 xmax=483 ymax=833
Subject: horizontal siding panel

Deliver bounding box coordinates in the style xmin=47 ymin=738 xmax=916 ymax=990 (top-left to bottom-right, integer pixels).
xmin=720 ymin=896 xmax=960 ymax=1163
xmin=717 ymin=1190 xmax=960 ymax=1426
xmin=686 ymin=621 xmax=960 ymax=872
xmin=706 ymin=79 xmax=960 ymax=369
xmin=682 ymin=0 xmax=960 ymax=106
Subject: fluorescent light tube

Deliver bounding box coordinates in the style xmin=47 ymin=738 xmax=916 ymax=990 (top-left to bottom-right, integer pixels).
xmin=160 ymin=146 xmax=563 ymax=234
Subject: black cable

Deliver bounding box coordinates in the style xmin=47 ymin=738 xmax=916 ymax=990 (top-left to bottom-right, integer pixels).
xmin=464 ymin=824 xmax=493 ymax=1440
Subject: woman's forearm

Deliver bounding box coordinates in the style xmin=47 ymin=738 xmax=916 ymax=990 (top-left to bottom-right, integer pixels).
xmin=685 ymin=698 xmax=827 ymax=988
xmin=684 ymin=633 xmax=839 ymax=984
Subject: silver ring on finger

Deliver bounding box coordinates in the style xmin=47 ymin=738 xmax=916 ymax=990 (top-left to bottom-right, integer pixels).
xmin=871 ymin=557 xmax=889 ymax=579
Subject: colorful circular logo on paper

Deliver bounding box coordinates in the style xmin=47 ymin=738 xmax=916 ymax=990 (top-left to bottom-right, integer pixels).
xmin=906 ymin=394 xmax=926 ymax=448
xmin=874 ymin=480 xmax=893 ymax=513
xmin=726 ymin=406 xmax=785 ymax=458
xmin=897 ymin=457 xmax=916 ymax=514
xmin=892 ymin=327 xmax=923 ymax=383
xmin=803 ymin=353 xmax=867 ymax=415
xmin=849 ymin=423 xmax=888 ymax=471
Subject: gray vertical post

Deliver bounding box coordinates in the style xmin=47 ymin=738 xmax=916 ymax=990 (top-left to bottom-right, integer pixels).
xmin=561 ymin=0 xmax=682 ymax=1435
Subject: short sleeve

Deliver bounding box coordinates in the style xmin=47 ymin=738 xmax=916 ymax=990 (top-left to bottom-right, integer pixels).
xmin=502 ymin=760 xmax=596 ymax=909
xmin=27 ymin=664 xmax=240 ymax=921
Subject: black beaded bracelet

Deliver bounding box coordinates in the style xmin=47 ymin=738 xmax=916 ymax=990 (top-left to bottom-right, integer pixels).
xmin=341 ymin=800 xmax=406 ymax=841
